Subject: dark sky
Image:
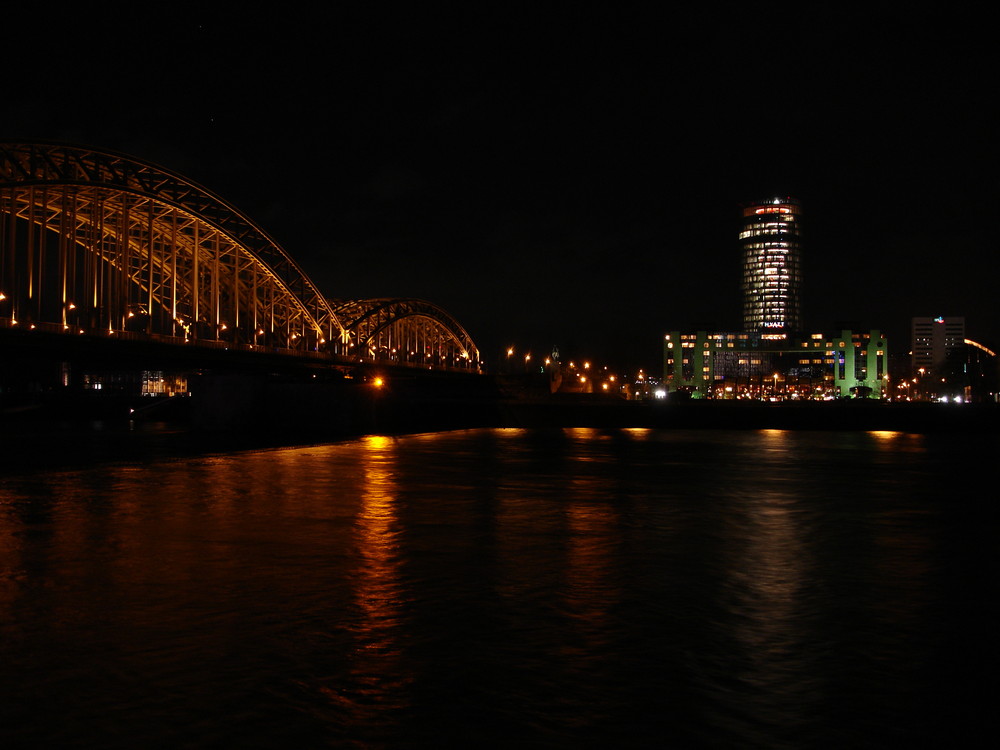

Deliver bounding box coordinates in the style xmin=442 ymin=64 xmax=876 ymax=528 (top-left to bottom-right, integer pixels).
xmin=6 ymin=6 xmax=997 ymax=372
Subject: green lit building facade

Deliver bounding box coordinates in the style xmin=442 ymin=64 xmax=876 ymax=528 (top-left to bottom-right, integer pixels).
xmin=663 ymin=197 xmax=888 ymax=400
xmin=663 ymin=329 xmax=888 ymax=400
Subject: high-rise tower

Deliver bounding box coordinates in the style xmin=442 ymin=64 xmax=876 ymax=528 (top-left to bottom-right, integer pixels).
xmin=740 ymin=197 xmax=802 ymax=333
xmin=911 ymin=316 xmax=965 ymax=374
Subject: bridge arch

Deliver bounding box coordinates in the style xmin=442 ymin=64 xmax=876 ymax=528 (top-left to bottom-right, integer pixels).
xmin=0 ymin=142 xmax=344 ymax=352
xmin=0 ymin=142 xmax=481 ymax=371
xmin=331 ymin=298 xmax=480 ymax=369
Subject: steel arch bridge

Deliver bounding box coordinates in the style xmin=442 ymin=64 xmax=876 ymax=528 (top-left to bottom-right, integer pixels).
xmin=0 ymin=142 xmax=480 ymax=371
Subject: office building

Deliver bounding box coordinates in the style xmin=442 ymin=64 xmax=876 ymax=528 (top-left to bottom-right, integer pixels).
xmin=911 ymin=316 xmax=965 ymax=374
xmin=662 ymin=197 xmax=890 ymax=400
xmin=664 ymin=329 xmax=887 ymax=399
xmin=740 ymin=197 xmax=802 ymax=334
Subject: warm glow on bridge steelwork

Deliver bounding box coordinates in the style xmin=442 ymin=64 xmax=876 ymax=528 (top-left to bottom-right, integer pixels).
xmin=0 ymin=142 xmax=481 ymax=373
xmin=965 ymin=338 xmax=996 ymax=357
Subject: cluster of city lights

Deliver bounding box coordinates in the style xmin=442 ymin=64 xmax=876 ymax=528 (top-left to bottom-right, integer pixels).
xmin=503 ymin=346 xmax=662 ymax=399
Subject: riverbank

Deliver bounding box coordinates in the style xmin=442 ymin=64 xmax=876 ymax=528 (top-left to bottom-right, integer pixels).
xmin=501 ymin=396 xmax=1000 ymax=433
xmin=4 ymin=385 xmax=998 ymax=442
xmin=3 ymin=394 xmax=998 ymax=474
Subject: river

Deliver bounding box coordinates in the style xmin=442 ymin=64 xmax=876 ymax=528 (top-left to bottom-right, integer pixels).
xmin=1 ymin=427 xmax=996 ymax=747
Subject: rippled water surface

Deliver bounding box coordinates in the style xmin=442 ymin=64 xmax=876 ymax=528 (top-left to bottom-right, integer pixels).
xmin=1 ymin=428 xmax=997 ymax=747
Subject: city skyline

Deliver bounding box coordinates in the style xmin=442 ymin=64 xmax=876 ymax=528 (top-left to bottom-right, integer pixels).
xmin=4 ymin=7 xmax=997 ymax=371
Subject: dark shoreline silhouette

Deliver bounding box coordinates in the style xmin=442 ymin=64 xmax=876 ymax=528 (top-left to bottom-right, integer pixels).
xmin=3 ymin=381 xmax=997 ymax=477
xmin=4 ymin=377 xmax=998 ymax=436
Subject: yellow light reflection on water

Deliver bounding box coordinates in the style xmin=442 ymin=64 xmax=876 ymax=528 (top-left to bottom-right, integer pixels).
xmin=355 ymin=434 xmax=402 ymax=634
xmin=562 ymin=497 xmax=618 ymax=655
xmin=320 ymin=434 xmax=413 ymax=715
xmin=716 ymin=486 xmax=817 ymax=729
xmin=623 ymin=428 xmax=651 ymax=439
xmin=867 ymin=430 xmax=902 ymax=440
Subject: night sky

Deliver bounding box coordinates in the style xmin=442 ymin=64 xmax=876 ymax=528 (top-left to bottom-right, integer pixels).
xmin=6 ymin=7 xmax=997 ymax=372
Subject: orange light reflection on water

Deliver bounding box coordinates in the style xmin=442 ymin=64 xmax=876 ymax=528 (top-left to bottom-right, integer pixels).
xmin=321 ymin=434 xmax=413 ymax=716
xmin=563 ymin=496 xmax=619 ymax=652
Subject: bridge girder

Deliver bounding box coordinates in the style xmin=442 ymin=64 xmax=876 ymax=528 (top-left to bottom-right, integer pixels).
xmin=1 ymin=142 xmax=481 ymax=371
xmin=331 ymin=298 xmax=480 ymax=368
xmin=0 ymin=142 xmax=344 ymax=352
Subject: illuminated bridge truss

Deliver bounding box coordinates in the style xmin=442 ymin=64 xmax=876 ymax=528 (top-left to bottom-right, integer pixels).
xmin=0 ymin=142 xmax=480 ymax=371
xmin=331 ymin=298 xmax=480 ymax=369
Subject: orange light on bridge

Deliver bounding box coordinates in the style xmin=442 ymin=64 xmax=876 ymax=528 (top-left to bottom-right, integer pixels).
xmin=0 ymin=144 xmax=483 ymax=373
xmin=372 ymin=376 xmax=385 ymax=388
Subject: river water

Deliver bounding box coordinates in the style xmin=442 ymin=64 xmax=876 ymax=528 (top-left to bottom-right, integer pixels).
xmin=1 ymin=427 xmax=996 ymax=748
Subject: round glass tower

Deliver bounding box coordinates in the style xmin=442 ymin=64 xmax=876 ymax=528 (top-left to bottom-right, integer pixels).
xmin=740 ymin=197 xmax=802 ymax=334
